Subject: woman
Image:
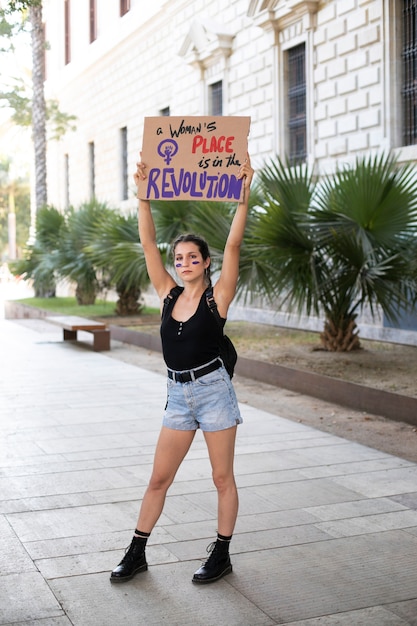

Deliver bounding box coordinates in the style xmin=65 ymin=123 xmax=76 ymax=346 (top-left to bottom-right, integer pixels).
xmin=110 ymin=153 xmax=254 ymax=585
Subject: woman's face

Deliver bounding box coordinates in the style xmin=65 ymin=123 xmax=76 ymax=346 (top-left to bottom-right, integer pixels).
xmin=174 ymin=242 xmax=209 ymax=281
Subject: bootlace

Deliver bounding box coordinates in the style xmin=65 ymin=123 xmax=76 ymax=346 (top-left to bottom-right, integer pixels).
xmin=121 ymin=538 xmax=144 ymax=564
xmin=201 ymin=541 xmax=217 ymax=566
xmin=202 ymin=540 xmax=231 ymax=567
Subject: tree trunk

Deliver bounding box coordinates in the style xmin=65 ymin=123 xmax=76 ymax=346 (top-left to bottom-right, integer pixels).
xmin=115 ymin=286 xmax=143 ymax=316
xmin=30 ymin=4 xmax=47 ymax=210
xmin=320 ymin=315 xmax=361 ymax=352
xmin=75 ymin=282 xmax=97 ymax=306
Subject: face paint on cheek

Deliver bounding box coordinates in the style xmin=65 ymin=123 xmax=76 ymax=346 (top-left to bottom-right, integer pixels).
xmin=175 ymin=263 xmax=182 ymax=267
xmin=191 ymin=261 xmax=200 ymax=265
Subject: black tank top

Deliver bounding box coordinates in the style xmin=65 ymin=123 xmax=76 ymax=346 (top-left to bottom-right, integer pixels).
xmin=161 ymin=288 xmax=225 ymax=371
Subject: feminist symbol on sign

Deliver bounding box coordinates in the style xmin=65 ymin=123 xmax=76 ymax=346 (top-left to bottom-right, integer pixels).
xmin=157 ymin=139 xmax=179 ymax=165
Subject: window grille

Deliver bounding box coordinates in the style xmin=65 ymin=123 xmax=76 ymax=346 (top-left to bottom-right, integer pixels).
xmin=402 ymin=0 xmax=417 ymax=145
xmin=287 ymin=44 xmax=307 ymax=162
xmin=209 ymin=81 xmax=223 ymax=116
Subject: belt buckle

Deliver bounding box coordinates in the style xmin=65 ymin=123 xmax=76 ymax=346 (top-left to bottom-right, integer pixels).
xmin=177 ymin=371 xmax=192 ymax=383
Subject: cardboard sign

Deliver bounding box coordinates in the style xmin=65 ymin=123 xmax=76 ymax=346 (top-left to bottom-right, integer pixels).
xmin=138 ymin=116 xmax=251 ymax=202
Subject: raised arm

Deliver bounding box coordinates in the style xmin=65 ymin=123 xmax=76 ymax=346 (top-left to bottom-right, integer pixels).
xmin=213 ymin=154 xmax=254 ymax=317
xmin=135 ymin=160 xmax=176 ymax=299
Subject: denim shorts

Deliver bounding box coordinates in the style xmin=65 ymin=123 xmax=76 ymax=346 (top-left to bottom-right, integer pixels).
xmin=163 ymin=363 xmax=242 ymax=432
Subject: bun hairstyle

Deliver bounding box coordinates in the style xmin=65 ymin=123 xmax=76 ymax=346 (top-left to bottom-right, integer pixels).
xmin=172 ymin=233 xmax=212 ymax=286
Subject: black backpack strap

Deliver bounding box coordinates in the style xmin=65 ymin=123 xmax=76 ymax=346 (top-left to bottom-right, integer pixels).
xmin=162 ymin=285 xmax=183 ymax=320
xmin=205 ymin=287 xmax=223 ymax=330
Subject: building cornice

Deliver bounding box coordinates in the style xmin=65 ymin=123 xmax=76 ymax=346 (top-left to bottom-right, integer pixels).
xmin=247 ymin=0 xmax=319 ymax=32
xmin=179 ymin=19 xmax=235 ymax=70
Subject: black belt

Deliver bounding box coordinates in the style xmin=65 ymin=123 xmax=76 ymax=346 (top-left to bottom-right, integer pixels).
xmin=167 ymin=359 xmax=222 ymax=383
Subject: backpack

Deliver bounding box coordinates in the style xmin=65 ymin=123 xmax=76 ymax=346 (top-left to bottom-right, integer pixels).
xmin=162 ymin=285 xmax=237 ymax=378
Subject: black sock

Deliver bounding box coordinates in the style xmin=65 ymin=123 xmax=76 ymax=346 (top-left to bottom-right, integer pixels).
xmin=217 ymin=532 xmax=232 ymax=542
xmin=133 ymin=529 xmax=150 ymax=543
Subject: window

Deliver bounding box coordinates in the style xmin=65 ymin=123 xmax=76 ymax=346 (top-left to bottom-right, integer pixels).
xmin=160 ymin=107 xmax=170 ymax=116
xmin=120 ymin=0 xmax=131 ymax=17
xmin=64 ymin=0 xmax=71 ymax=65
xmin=209 ymin=81 xmax=223 ymax=115
xmin=120 ymin=127 xmax=128 ymax=201
xmin=90 ymin=0 xmax=97 ymax=43
xmin=401 ymin=0 xmax=417 ymax=145
xmin=287 ymin=44 xmax=307 ymax=162
xmin=88 ymin=141 xmax=95 ymax=199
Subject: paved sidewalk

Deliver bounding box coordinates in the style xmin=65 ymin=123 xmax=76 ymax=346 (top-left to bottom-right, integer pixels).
xmin=1 ymin=317 xmax=417 ymax=626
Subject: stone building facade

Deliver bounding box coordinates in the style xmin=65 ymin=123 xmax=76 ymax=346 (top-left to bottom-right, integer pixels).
xmin=42 ymin=0 xmax=416 ymax=211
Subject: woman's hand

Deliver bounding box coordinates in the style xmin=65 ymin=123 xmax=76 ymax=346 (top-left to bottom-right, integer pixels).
xmin=238 ymin=153 xmax=254 ymax=190
xmin=134 ymin=155 xmax=147 ymax=194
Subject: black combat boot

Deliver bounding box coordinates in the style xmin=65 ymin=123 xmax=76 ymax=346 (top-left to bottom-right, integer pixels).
xmin=192 ymin=537 xmax=232 ymax=584
xmin=110 ymin=535 xmax=148 ymax=583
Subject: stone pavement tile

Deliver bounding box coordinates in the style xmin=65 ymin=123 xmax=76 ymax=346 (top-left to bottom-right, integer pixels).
xmin=168 ymin=509 xmax=320 ymax=542
xmin=385 ymin=599 xmax=417 ymax=625
xmin=334 ymin=466 xmax=417 ymax=497
xmin=49 ymin=564 xmax=275 ymax=626
xmin=236 ymin=431 xmax=346 ymax=453
xmin=237 ymin=468 xmax=313 ymax=487
xmin=7 ymin=501 xmax=143 ymax=542
xmin=0 ymin=441 xmax=51 ymax=464
xmin=157 ymin=492 xmax=215 ymax=525
xmin=391 ymin=492 xmax=417 ymax=510
xmin=0 ymin=572 xmax=64 ymax=624
xmin=229 ymin=530 xmax=417 ymax=623
xmin=0 ymin=516 xmax=36 ymax=576
xmin=233 ymin=449 xmax=313 ymax=474
xmin=167 ymin=524 xmax=331 ymax=563
xmin=60 ymin=444 xmax=153 ymax=463
xmin=240 ymin=478 xmax=363 ymax=512
xmin=299 ymin=455 xmax=414 ymax=479
xmin=237 ymin=428 xmax=335 ymax=445
xmin=314 ymin=510 xmax=417 ymax=538
xmin=0 ymin=491 xmax=106 ymax=516
xmin=0 ymin=465 xmax=144 ymax=501
xmin=0 ymin=458 xmax=104 ymax=477
xmin=305 ymin=496 xmax=408 ymax=521
xmin=35 ymin=543 xmax=178 ymax=579
xmin=4 ymin=618 xmax=73 ymax=626
xmin=283 ymin=606 xmax=412 ymax=625
xmin=25 ymin=528 xmax=175 ymax=562
xmin=291 ymin=441 xmax=389 ymax=466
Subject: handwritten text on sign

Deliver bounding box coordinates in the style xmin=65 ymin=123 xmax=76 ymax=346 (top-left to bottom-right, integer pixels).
xmin=138 ymin=116 xmax=251 ymax=202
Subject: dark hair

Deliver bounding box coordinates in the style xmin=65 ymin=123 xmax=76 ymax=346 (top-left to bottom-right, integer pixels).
xmin=171 ymin=233 xmax=212 ymax=285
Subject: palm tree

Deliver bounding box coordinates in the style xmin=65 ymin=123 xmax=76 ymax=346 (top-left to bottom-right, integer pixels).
xmin=151 ymin=185 xmax=264 ymax=301
xmin=250 ymin=154 xmax=417 ymax=351
xmin=56 ymin=201 xmax=113 ymax=305
xmin=9 ymin=205 xmax=64 ymax=296
xmin=88 ymin=211 xmax=150 ymax=315
xmin=29 ymin=3 xmax=46 ymax=210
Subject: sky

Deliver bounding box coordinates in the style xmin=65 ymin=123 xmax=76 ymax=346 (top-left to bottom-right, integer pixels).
xmin=0 ymin=13 xmax=32 ymax=175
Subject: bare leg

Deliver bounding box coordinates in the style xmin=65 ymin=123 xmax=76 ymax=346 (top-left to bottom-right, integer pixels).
xmin=203 ymin=426 xmax=238 ymax=536
xmin=136 ymin=426 xmax=196 ymax=532
xmin=191 ymin=426 xmax=238 ymax=584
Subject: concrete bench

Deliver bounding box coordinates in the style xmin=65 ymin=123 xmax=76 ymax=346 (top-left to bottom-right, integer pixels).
xmin=46 ymin=315 xmax=111 ymax=351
